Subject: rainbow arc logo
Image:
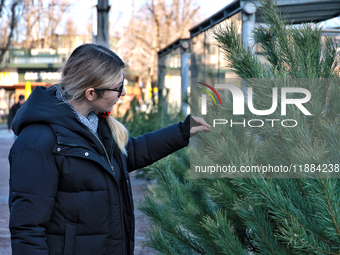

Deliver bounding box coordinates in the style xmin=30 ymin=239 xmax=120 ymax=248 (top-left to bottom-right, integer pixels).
xmin=197 ymin=82 xmax=222 ymax=115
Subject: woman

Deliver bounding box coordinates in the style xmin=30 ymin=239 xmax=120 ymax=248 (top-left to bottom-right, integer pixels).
xmin=8 ymin=43 xmax=209 ymax=255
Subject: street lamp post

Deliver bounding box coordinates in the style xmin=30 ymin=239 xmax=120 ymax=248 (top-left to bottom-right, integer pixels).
xmin=96 ymin=0 xmax=110 ymax=47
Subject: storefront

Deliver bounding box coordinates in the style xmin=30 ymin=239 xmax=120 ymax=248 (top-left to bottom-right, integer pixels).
xmin=0 ymin=47 xmax=144 ymax=122
xmin=0 ymin=48 xmax=65 ymax=122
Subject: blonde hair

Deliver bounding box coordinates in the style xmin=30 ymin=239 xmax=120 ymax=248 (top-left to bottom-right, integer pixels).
xmin=57 ymin=43 xmax=129 ymax=155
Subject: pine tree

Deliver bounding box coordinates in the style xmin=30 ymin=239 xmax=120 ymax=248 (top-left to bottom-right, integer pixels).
xmin=139 ymin=0 xmax=340 ymax=254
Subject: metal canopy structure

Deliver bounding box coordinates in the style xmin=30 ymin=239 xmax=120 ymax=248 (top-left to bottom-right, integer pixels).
xmin=189 ymin=1 xmax=241 ymax=37
xmin=157 ymin=38 xmax=190 ymax=59
xmin=255 ymin=0 xmax=340 ymax=24
xmin=158 ymin=0 xmax=340 ymax=113
xmin=189 ymin=0 xmax=340 ymax=38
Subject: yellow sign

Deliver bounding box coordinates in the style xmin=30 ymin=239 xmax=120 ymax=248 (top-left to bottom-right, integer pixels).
xmin=0 ymin=72 xmax=19 ymax=85
xmin=25 ymin=81 xmax=31 ymax=99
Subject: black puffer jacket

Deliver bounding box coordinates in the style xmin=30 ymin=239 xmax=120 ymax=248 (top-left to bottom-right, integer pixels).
xmin=9 ymin=85 xmax=190 ymax=255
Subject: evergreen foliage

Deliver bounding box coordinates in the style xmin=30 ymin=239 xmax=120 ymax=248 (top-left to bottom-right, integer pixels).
xmin=119 ymin=96 xmax=184 ymax=137
xmin=139 ymin=0 xmax=340 ymax=254
xmin=119 ymin=96 xmax=187 ymax=179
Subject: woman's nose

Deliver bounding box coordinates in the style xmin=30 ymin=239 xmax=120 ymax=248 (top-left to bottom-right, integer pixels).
xmin=121 ymin=88 xmax=127 ymax=97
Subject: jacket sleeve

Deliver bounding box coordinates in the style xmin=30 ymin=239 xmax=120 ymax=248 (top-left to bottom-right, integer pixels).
xmin=126 ymin=116 xmax=190 ymax=171
xmin=9 ymin=127 xmax=59 ymax=255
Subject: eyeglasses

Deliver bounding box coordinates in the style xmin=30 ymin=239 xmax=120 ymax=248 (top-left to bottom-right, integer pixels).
xmin=96 ymin=73 xmax=124 ymax=97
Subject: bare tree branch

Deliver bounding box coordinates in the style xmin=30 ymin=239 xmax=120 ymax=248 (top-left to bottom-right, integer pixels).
xmin=0 ymin=0 xmax=21 ymax=66
xmin=119 ymin=0 xmax=200 ymax=80
xmin=0 ymin=0 xmax=6 ymax=18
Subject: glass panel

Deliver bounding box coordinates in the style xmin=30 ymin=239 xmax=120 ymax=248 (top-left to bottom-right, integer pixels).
xmin=191 ymin=11 xmax=242 ymax=84
xmin=191 ymin=32 xmax=205 ymax=80
xmin=158 ymin=47 xmax=182 ymax=112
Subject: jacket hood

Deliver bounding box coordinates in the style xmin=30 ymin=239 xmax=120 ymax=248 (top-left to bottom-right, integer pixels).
xmin=12 ymin=85 xmax=90 ymax=137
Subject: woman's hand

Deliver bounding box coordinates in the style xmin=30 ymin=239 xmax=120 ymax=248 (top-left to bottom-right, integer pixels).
xmin=190 ymin=116 xmax=211 ymax=136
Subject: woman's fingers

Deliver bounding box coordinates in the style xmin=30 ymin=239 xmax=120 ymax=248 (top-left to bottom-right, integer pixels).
xmin=191 ymin=125 xmax=210 ymax=134
xmin=192 ymin=116 xmax=211 ymax=128
xmin=190 ymin=116 xmax=211 ymax=135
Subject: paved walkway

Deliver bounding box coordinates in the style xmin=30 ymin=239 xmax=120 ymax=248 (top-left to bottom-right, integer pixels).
xmin=0 ymin=135 xmax=12 ymax=255
xmin=0 ymin=129 xmax=156 ymax=254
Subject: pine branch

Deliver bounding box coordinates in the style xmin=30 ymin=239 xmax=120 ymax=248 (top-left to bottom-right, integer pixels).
xmin=143 ymin=226 xmax=196 ymax=255
xmin=144 ymin=161 xmax=210 ymax=254
xmin=320 ymin=37 xmax=339 ymax=78
xmin=143 ymin=226 xmax=179 ymax=254
xmin=278 ymin=135 xmax=307 ymax=197
xmin=201 ymin=212 xmax=248 ymax=255
xmin=234 ymin=200 xmax=293 ymax=255
xmin=322 ymin=180 xmax=340 ymax=240
xmin=254 ymin=26 xmax=282 ymax=72
xmin=212 ymin=21 xmax=267 ymax=78
xmin=233 ymin=178 xmax=330 ymax=249
xmin=139 ymin=195 xmax=205 ymax=254
xmin=258 ymin=0 xmax=298 ymax=78
xmin=141 ymin=0 xmax=340 ymax=253
xmin=277 ymin=214 xmax=338 ymax=255
xmin=206 ymin=179 xmax=235 ymax=210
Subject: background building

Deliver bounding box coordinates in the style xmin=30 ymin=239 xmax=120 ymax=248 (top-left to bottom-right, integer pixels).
xmin=157 ymin=0 xmax=340 ymax=112
xmin=0 ymin=47 xmax=142 ymax=123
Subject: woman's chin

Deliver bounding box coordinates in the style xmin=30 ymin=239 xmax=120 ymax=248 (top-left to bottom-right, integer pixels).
xmin=110 ymin=101 xmax=119 ymax=110
xmin=107 ymin=105 xmax=114 ymax=112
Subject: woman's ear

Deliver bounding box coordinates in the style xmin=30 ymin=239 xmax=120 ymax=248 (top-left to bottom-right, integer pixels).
xmin=84 ymin=88 xmax=98 ymax=102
